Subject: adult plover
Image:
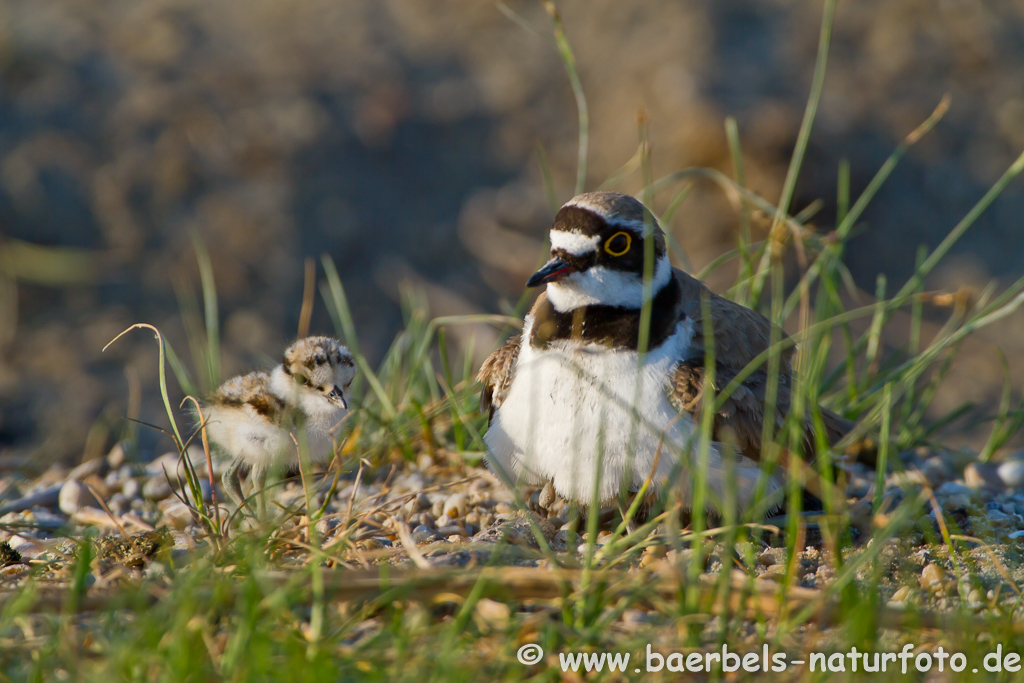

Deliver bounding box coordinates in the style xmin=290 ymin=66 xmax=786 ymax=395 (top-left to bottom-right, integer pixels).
xmin=201 ymin=336 xmax=356 ymax=517
xmin=478 ymin=192 xmax=849 ymax=518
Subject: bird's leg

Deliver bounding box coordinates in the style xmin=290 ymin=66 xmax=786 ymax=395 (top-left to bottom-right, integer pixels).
xmin=221 ymin=459 xmax=250 ymax=517
xmin=617 ymin=502 xmax=639 ymax=535
xmin=249 ymin=463 xmax=268 ymax=521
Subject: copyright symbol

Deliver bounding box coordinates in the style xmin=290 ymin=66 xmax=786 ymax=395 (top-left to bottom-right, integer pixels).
xmin=517 ymin=643 xmax=544 ymax=665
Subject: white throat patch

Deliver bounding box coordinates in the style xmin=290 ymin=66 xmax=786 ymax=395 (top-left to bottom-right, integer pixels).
xmin=547 ymin=255 xmax=672 ymax=312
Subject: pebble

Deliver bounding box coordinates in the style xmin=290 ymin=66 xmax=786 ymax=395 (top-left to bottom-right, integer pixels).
xmin=919 ymin=564 xmax=949 ymax=593
xmin=122 ymin=479 xmax=141 ymax=500
xmin=106 ymin=443 xmax=128 ymax=468
xmin=0 ymin=485 xmax=62 ymax=516
xmin=142 ymin=477 xmax=173 ymax=501
xmin=997 ymin=461 xmax=1024 ymax=488
xmin=889 ymin=585 xmax=914 ymax=604
xmin=108 ymin=493 xmax=128 ymax=515
xmin=161 ymin=502 xmax=195 ymax=530
xmin=936 ymin=481 xmax=972 ymax=497
xmin=443 ymin=493 xmax=467 ymax=519
xmin=411 ymin=525 xmax=438 ymax=544
xmin=966 ymin=588 xmax=986 ymax=607
xmin=58 ymin=480 xmax=94 ymax=516
xmin=942 ymin=494 xmax=971 ymax=511
xmin=920 ymin=457 xmax=953 ymax=485
xmin=987 ymin=509 xmax=1012 ymax=525
xmin=965 ymin=463 xmax=1003 ymax=489
xmin=67 ymin=458 xmax=108 ymax=481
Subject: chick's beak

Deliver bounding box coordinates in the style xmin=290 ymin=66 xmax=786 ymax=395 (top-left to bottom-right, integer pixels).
xmin=526 ymin=256 xmax=573 ymax=287
xmin=326 ymin=386 xmax=348 ymax=410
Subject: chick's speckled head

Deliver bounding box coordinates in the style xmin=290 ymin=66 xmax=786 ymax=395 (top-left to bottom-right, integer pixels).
xmin=281 ymin=336 xmax=356 ymax=408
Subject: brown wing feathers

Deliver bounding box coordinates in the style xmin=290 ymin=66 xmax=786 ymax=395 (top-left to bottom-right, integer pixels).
xmin=670 ymin=269 xmax=850 ymax=462
xmin=477 ymin=335 xmax=521 ymax=421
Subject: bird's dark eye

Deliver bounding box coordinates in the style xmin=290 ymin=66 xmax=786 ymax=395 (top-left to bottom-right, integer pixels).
xmin=295 ymin=374 xmax=310 ymax=386
xmin=604 ymin=231 xmax=631 ymax=256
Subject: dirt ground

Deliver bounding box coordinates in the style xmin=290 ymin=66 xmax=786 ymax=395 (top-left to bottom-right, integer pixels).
xmin=2 ymin=0 xmax=1024 ymax=467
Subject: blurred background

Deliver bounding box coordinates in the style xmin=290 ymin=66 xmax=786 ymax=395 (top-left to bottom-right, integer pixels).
xmin=2 ymin=0 xmax=1023 ymax=468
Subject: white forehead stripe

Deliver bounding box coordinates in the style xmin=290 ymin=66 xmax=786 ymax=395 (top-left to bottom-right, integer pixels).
xmin=549 ymin=230 xmax=600 ymax=256
xmin=564 ymin=195 xmax=616 ymax=216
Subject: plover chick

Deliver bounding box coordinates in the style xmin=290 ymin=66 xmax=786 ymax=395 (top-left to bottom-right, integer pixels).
xmin=478 ymin=192 xmax=850 ymax=520
xmin=202 ymin=336 xmax=356 ymax=518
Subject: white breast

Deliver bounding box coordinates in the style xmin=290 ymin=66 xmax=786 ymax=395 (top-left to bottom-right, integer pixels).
xmin=484 ymin=316 xmax=781 ymax=513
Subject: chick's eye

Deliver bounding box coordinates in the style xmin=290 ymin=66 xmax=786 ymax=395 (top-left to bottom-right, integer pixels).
xmin=604 ymin=231 xmax=631 ymax=256
xmin=295 ymin=374 xmax=310 ymax=386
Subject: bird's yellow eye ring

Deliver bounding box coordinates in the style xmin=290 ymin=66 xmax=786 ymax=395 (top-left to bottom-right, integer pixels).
xmin=604 ymin=231 xmax=631 ymax=256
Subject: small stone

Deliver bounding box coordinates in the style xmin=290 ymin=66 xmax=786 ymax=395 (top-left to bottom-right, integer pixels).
xmin=919 ymin=563 xmax=948 ymax=593
xmin=68 ymin=458 xmax=108 ymax=481
xmin=552 ymin=528 xmax=578 ymax=552
xmin=987 ymin=510 xmax=1012 ymax=525
xmin=942 ymin=494 xmax=971 ymax=511
xmin=142 ymin=477 xmax=172 ymax=501
xmin=965 ymin=463 xmax=1003 ymax=489
xmin=412 ymin=512 xmax=435 ymax=528
xmin=848 ymin=499 xmax=873 ymax=519
xmin=443 ymin=493 xmax=467 ymax=519
xmin=473 ymin=599 xmax=510 ymax=632
xmin=59 ymin=480 xmax=94 ymax=516
xmin=161 ymin=501 xmax=195 ymax=530
xmin=411 ymin=525 xmax=438 ymax=544
xmin=936 ymin=481 xmax=972 ymax=497
xmin=644 ymin=543 xmax=667 ymax=559
xmin=998 ymin=461 xmax=1024 ymax=489
xmin=890 ymin=585 xmax=914 ymax=604
xmin=122 ymin=479 xmax=141 ymax=500
xmin=107 ymin=443 xmax=128 ymax=468
xmin=920 ymin=456 xmax=953 ymax=485
xmin=108 ymin=493 xmax=128 ymax=515
xmin=758 ymin=550 xmax=781 ymax=567
xmin=494 ymin=502 xmax=514 ymax=515
xmin=402 ymin=497 xmax=419 ymax=517
xmin=966 ymin=588 xmax=986 ymax=606
xmin=436 ymin=525 xmax=464 ymax=537
xmin=435 ymin=514 xmax=454 ymax=528
xmin=316 ymin=517 xmax=340 ymax=538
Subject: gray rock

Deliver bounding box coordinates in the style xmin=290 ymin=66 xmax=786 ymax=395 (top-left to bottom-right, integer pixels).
xmin=987 ymin=509 xmax=1012 ymax=525
xmin=58 ymin=480 xmax=95 ymax=515
xmin=936 ymin=481 xmax=972 ymax=497
xmin=67 ymin=458 xmax=108 ymax=481
xmin=142 ymin=477 xmax=173 ymax=501
xmin=122 ymin=478 xmax=141 ymax=500
xmin=0 ymin=485 xmax=62 ymax=516
xmin=964 ymin=463 xmax=1003 ymax=489
xmin=920 ymin=456 xmax=954 ymax=485
xmin=108 ymin=493 xmax=128 ymax=515
xmin=411 ymin=525 xmax=439 ymax=543
xmin=103 ymin=470 xmax=122 ymax=490
xmin=998 ymin=461 xmax=1024 ymax=488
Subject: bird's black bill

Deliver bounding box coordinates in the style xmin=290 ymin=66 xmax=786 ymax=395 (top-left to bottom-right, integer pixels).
xmin=526 ymin=257 xmax=573 ymax=287
xmin=326 ymin=386 xmax=348 ymax=409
